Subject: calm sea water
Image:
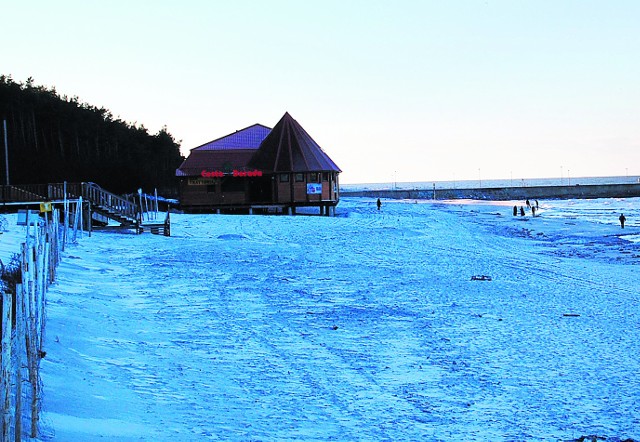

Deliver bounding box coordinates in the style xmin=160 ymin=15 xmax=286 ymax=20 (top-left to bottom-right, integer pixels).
xmin=341 ymin=175 xmax=640 ymax=192
xmin=341 ymin=176 xmax=640 ymax=231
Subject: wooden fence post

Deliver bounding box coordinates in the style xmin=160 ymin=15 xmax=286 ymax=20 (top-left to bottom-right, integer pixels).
xmin=72 ymin=199 xmax=83 ymax=243
xmin=3 ymin=201 xmax=66 ymax=440
xmin=39 ymin=237 xmax=49 ymax=353
xmin=83 ymin=201 xmax=92 ymax=236
xmin=14 ymin=284 xmax=24 ymax=442
xmin=21 ymin=242 xmax=39 ymax=439
xmin=62 ymin=196 xmax=68 ymax=251
xmin=78 ymin=196 xmax=83 ymax=240
xmin=2 ymin=291 xmax=13 ymax=441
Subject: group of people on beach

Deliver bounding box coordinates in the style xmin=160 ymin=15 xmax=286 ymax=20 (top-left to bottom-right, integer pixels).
xmin=513 ymin=199 xmax=539 ymax=217
xmin=376 ymin=196 xmax=628 ymax=229
xmin=511 ymin=198 xmax=628 ymax=229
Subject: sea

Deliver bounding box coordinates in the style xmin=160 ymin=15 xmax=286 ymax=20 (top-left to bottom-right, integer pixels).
xmin=340 ymin=175 xmax=640 ymax=192
xmin=340 ymin=175 xmax=640 ymax=231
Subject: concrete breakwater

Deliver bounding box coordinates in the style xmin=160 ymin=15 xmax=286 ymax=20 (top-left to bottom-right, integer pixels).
xmin=341 ymin=183 xmax=640 ymax=201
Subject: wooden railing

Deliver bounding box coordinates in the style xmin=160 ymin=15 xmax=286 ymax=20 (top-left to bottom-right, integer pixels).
xmin=0 ymin=182 xmax=142 ymax=229
xmin=80 ymin=182 xmax=139 ymax=221
xmin=0 ymin=182 xmax=139 ymax=218
xmin=0 ymin=183 xmax=82 ymax=203
xmin=0 ymin=185 xmax=49 ymax=203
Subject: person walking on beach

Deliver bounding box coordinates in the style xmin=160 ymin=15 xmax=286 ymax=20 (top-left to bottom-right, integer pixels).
xmin=619 ymin=213 xmax=626 ymax=228
xmin=531 ymin=205 xmax=536 ymax=217
xmin=520 ymin=206 xmax=525 ymax=216
xmin=513 ymin=205 xmax=518 ymax=216
xmin=376 ymin=198 xmax=382 ymax=211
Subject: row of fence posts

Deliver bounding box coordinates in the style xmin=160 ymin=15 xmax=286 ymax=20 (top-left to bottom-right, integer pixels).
xmin=1 ymin=201 xmax=85 ymax=440
xmin=138 ymin=188 xmax=160 ymax=222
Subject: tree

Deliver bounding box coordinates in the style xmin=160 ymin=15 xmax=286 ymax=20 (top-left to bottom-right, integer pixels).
xmin=0 ymin=76 xmax=184 ymax=195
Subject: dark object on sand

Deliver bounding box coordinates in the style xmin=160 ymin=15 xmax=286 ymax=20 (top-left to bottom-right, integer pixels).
xmin=471 ymin=275 xmax=492 ymax=281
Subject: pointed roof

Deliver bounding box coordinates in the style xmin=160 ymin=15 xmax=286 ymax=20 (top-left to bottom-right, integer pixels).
xmin=192 ymin=123 xmax=271 ymax=151
xmin=248 ymin=113 xmax=341 ymax=173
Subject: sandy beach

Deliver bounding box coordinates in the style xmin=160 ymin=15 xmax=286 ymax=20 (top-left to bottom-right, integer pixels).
xmin=2 ymin=197 xmax=636 ymax=441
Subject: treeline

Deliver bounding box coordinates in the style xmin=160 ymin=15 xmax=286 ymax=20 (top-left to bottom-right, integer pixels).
xmin=0 ymin=75 xmax=184 ymax=195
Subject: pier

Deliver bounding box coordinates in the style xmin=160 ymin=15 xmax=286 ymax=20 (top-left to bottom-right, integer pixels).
xmin=341 ymin=183 xmax=640 ymax=201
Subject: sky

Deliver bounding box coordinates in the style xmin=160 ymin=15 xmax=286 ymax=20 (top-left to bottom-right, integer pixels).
xmin=3 ymin=0 xmax=640 ymax=184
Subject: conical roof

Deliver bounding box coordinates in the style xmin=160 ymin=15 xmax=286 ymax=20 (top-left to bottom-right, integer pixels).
xmin=248 ymin=113 xmax=341 ymax=173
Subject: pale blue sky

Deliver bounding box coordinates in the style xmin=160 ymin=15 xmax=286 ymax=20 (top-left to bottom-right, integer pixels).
xmin=4 ymin=0 xmax=639 ymax=184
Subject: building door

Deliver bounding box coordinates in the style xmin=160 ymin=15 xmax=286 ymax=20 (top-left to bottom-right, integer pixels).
xmin=248 ymin=177 xmax=273 ymax=203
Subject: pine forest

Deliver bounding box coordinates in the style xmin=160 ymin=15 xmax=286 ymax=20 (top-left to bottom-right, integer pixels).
xmin=0 ymin=75 xmax=184 ymax=196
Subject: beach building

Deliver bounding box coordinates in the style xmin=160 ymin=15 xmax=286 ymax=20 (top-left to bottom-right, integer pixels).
xmin=176 ymin=113 xmax=341 ymax=214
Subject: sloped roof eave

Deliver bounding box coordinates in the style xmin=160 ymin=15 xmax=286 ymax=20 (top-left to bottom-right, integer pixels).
xmin=248 ymin=112 xmax=340 ymax=173
xmin=191 ymin=123 xmax=271 ymax=152
xmin=175 ymin=149 xmax=257 ymax=177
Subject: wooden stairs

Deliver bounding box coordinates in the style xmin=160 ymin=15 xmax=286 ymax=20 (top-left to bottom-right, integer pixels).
xmin=0 ymin=182 xmax=170 ymax=235
xmin=82 ymin=183 xmax=170 ymax=235
xmin=81 ymin=183 xmax=141 ymax=231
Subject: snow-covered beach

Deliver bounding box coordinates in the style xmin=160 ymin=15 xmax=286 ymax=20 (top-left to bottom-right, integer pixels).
xmin=2 ymin=196 xmax=638 ymax=441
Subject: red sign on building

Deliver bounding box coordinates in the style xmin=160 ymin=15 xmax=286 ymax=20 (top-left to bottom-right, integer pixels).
xmin=201 ymin=169 xmax=263 ymax=178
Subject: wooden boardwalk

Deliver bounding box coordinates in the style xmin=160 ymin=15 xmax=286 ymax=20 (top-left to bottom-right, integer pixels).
xmin=0 ymin=182 xmax=170 ymax=235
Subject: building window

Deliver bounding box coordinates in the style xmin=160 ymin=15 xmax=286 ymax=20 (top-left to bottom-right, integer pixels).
xmin=279 ymin=173 xmax=290 ymax=183
xmin=309 ymin=172 xmax=318 ymax=182
xmin=322 ymin=172 xmax=329 ymax=181
xmin=295 ymin=173 xmax=304 ymax=182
